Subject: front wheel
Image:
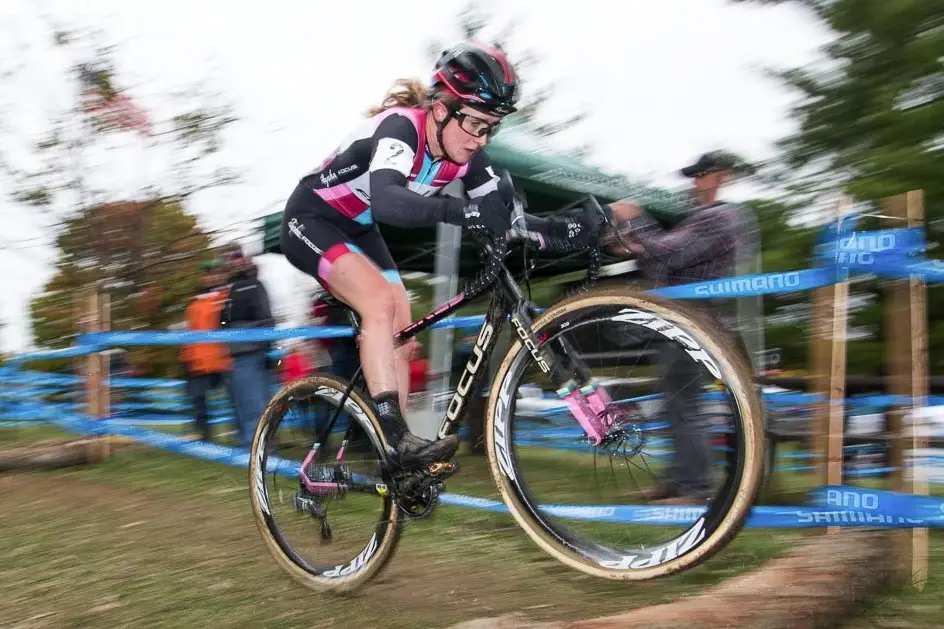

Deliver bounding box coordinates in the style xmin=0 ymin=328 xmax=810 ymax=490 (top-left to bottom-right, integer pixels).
xmin=484 ymin=285 xmax=765 ymax=581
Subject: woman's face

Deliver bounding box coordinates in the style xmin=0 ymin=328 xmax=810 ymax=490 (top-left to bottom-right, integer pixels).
xmin=429 ymin=101 xmax=502 ymax=164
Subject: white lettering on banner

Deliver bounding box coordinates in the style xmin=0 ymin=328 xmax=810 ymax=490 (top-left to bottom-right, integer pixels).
xmin=825 ymin=489 xmax=879 ymax=510
xmin=599 ymin=518 xmax=707 ymax=570
xmin=838 ymin=233 xmax=896 ymax=253
xmin=545 ymin=505 xmax=616 ymax=519
xmin=633 ymin=507 xmax=705 ymax=524
xmin=835 ymin=251 xmax=874 ymax=266
xmin=795 ymin=510 xmax=926 ymax=526
xmin=693 ymin=272 xmax=802 ymax=297
xmin=322 ymin=534 xmax=379 ymax=578
xmin=610 ymin=309 xmax=722 ymax=379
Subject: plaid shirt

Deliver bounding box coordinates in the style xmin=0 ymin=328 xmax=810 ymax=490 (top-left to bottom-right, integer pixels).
xmin=627 ymin=201 xmax=749 ymax=288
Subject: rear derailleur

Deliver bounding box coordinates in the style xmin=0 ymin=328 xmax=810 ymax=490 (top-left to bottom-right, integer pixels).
xmin=292 ymin=463 xmax=352 ymax=542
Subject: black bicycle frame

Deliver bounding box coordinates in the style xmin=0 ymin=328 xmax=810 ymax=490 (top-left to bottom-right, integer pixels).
xmin=316 ymin=240 xmax=599 ymax=451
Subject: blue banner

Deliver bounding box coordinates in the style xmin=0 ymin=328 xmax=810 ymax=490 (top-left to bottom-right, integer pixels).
xmin=648 ymin=267 xmax=837 ymax=300
xmin=439 ymin=491 xmax=944 ymax=528
xmin=39 ymin=410 xmax=944 ymax=529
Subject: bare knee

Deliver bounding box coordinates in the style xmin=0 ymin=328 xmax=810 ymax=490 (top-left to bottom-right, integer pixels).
xmin=360 ymin=285 xmax=397 ymax=330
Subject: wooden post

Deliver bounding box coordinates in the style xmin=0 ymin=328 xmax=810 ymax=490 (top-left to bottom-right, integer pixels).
xmin=83 ymin=289 xmax=101 ymax=419
xmin=96 ymin=291 xmax=112 ymax=461
xmin=884 ymin=190 xmax=929 ymax=588
xmin=810 ymin=197 xmax=851 ymax=535
xmin=81 ymin=288 xmax=112 ymax=463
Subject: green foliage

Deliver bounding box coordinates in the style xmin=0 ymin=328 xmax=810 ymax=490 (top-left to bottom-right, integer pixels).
xmin=734 ymin=0 xmax=944 ymax=374
xmin=1 ymin=24 xmax=241 ymax=371
xmin=29 ymin=199 xmax=214 ymax=377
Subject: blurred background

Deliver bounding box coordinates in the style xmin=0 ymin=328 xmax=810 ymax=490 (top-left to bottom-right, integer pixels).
xmin=1 ymin=0 xmax=942 ymax=626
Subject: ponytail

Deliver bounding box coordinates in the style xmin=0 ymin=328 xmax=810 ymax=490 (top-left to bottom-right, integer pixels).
xmin=366 ymin=78 xmax=429 ymax=116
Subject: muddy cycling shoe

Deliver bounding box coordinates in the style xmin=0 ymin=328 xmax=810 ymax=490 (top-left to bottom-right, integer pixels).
xmin=386 ymin=432 xmax=460 ymax=471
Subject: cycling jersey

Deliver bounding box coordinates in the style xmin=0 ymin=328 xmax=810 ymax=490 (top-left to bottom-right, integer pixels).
xmin=297 ymin=106 xmax=498 ymax=227
xmin=279 ymin=105 xmax=577 ymax=294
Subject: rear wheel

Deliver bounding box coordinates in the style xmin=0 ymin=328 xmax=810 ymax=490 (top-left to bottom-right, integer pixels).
xmin=485 ymin=285 xmax=765 ymax=581
xmin=249 ymin=375 xmax=402 ymax=592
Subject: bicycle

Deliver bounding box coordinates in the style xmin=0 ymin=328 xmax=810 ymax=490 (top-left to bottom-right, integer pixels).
xmin=248 ymin=173 xmax=765 ymax=592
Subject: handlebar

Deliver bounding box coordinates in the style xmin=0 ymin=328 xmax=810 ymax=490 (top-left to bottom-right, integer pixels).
xmin=469 ymin=170 xmax=630 ymax=292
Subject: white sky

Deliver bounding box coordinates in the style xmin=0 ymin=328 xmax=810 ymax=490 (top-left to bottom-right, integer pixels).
xmin=0 ymin=0 xmax=835 ymax=353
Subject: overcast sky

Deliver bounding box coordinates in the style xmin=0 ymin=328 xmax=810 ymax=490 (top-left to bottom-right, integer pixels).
xmin=0 ymin=0 xmax=835 ymax=353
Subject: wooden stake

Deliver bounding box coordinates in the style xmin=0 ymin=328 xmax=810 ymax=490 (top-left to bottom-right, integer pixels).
xmin=884 ymin=190 xmax=929 ymax=588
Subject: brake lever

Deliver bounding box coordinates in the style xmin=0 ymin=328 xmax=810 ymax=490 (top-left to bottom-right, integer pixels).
xmin=583 ymin=194 xmax=635 ymax=256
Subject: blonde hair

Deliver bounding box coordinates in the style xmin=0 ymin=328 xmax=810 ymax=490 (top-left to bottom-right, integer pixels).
xmin=366 ymin=78 xmax=458 ymax=117
xmin=366 ymin=78 xmax=428 ymax=116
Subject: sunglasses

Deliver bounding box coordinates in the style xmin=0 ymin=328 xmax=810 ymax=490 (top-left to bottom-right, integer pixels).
xmin=453 ymin=110 xmax=502 ymax=138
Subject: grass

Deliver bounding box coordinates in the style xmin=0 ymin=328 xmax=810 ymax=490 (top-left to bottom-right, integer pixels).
xmin=0 ymin=425 xmax=942 ymax=628
xmin=0 ymin=424 xmax=800 ymax=629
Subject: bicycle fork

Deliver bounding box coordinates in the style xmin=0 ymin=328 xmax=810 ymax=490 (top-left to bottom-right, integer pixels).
xmin=509 ymin=302 xmax=613 ymax=446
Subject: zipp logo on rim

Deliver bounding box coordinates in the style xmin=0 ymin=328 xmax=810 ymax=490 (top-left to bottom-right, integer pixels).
xmin=599 ymin=517 xmax=706 ymax=570
xmin=610 ymin=308 xmax=722 ymax=379
xmin=322 ymin=533 xmax=379 ymax=578
xmin=253 ymin=422 xmax=271 ymax=516
xmin=492 ymin=366 xmax=517 ymax=481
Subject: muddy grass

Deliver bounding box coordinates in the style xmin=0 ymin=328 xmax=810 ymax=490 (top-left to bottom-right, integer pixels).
xmin=0 ymin=439 xmax=807 ymax=629
xmin=2 ymin=426 xmax=942 ymax=629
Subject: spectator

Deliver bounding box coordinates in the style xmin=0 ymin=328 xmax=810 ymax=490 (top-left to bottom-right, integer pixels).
xmin=310 ymin=290 xmax=360 ymax=382
xmin=180 ymin=259 xmax=231 ymax=443
xmin=603 ymin=150 xmax=757 ymax=505
xmin=221 ymin=246 xmax=277 ymax=448
xmin=280 ymin=341 xmax=316 ymax=384
xmin=408 ymin=341 xmax=429 ymax=394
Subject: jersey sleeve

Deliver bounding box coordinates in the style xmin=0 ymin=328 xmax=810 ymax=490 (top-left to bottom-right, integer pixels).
xmin=368 ymin=114 xmax=419 ymax=178
xmin=367 ymin=114 xmax=465 ymax=227
xmin=461 ymin=150 xmax=500 ymax=198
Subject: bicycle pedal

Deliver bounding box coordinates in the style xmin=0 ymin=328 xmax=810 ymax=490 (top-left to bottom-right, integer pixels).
xmin=427 ymin=461 xmax=459 ymax=478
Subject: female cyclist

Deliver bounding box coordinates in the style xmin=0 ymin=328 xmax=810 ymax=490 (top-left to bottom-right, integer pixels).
xmin=280 ymin=41 xmax=604 ymax=470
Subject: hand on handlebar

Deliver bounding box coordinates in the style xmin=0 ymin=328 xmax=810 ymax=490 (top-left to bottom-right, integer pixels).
xmin=458 ymin=190 xmax=513 ymax=240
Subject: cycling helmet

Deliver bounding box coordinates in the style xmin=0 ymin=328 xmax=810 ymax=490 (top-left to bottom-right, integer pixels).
xmin=432 ymin=41 xmax=520 ymax=117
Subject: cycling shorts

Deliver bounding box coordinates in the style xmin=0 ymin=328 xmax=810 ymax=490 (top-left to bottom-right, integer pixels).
xmin=279 ymin=183 xmax=402 ymax=291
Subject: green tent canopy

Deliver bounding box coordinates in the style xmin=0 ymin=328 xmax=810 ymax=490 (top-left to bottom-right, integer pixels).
xmin=258 ymin=124 xmax=693 ymax=277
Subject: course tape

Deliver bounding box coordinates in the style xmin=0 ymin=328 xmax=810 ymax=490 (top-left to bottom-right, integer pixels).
xmin=43 ymin=412 xmax=944 ymax=529
xmin=2 ymin=223 xmax=936 ymax=359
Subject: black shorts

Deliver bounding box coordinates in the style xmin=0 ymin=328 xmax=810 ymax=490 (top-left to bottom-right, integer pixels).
xmin=279 ymin=183 xmax=402 ymax=290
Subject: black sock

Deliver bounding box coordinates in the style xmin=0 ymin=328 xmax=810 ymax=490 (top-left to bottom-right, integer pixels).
xmin=374 ymin=391 xmax=406 ymax=441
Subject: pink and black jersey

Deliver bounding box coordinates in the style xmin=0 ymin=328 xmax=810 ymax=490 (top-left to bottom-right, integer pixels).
xmin=298 ymin=106 xmax=499 ymax=226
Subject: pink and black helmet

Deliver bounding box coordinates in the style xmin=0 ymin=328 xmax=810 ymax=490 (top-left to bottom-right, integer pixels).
xmin=431 ymin=41 xmax=520 ymax=117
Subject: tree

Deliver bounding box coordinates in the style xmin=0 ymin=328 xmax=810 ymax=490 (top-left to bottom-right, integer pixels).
xmin=426 ymin=1 xmax=592 ymax=157
xmin=734 ymin=0 xmax=944 ymax=374
xmin=2 ymin=24 xmax=240 ymax=219
xmin=29 ymin=199 xmax=215 ymax=377
xmin=1 ymin=19 xmax=241 ymax=370
xmin=732 ymin=1 xmax=943 ymax=218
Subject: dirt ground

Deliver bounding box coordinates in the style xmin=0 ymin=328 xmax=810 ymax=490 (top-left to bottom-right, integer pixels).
xmin=2 ymin=439 xmax=939 ymax=629
xmin=0 ymin=456 xmax=770 ymax=629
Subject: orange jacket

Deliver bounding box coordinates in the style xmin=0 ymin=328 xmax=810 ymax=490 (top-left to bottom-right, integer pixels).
xmin=180 ymin=288 xmax=232 ymax=375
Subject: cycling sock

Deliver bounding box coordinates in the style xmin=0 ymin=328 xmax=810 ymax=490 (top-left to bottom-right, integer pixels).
xmin=374 ymin=391 xmax=407 ymax=441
